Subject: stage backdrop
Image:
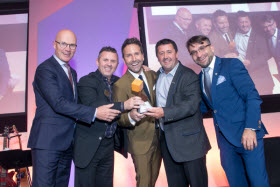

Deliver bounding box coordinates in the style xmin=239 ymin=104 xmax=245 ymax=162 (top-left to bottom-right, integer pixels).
xmin=21 ymin=0 xmax=280 ymax=186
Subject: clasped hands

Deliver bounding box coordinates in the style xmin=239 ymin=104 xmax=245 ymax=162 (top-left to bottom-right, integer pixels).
xmin=129 ymin=107 xmax=164 ymax=122
xmin=96 ymin=96 xmax=144 ymax=122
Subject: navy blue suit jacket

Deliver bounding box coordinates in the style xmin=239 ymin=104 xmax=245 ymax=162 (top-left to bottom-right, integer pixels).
xmin=200 ymin=57 xmax=268 ymax=148
xmin=28 ymin=56 xmax=95 ymax=151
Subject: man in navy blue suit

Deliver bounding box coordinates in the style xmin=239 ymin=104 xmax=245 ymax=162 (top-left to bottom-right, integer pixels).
xmin=28 ymin=29 xmax=121 ymax=187
xmin=187 ymin=35 xmax=270 ymax=187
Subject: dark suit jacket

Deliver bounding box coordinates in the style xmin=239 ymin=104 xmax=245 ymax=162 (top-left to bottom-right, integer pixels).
xmin=73 ymin=70 xmax=126 ymax=168
xmin=242 ymin=29 xmax=274 ymax=94
xmin=0 ymin=49 xmax=11 ymax=96
xmin=200 ymin=57 xmax=268 ymax=148
xmin=209 ymin=29 xmax=237 ymax=57
xmin=28 ymin=56 xmax=95 ymax=151
xmin=267 ymin=28 xmax=280 ymax=71
xmin=161 ymin=62 xmax=211 ymax=162
xmin=113 ymin=70 xmax=157 ymax=155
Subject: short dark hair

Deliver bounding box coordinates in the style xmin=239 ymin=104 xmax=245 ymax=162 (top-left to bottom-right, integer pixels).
xmin=98 ymin=46 xmax=118 ymax=60
xmin=236 ymin=10 xmax=250 ymax=20
xmin=195 ymin=16 xmax=212 ymax=24
xmin=186 ymin=35 xmax=211 ymax=51
xmin=121 ymin=37 xmax=143 ymax=58
xmin=261 ymin=14 xmax=275 ymax=24
xmin=155 ymin=38 xmax=178 ymax=56
xmin=213 ymin=9 xmax=227 ymax=22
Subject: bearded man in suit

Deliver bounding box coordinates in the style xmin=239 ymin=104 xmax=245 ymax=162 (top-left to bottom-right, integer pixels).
xmin=187 ymin=35 xmax=270 ymax=187
xmin=113 ymin=37 xmax=161 ymax=187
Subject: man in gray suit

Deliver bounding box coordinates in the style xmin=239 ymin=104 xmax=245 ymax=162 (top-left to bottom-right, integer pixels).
xmin=145 ymin=38 xmax=211 ymax=187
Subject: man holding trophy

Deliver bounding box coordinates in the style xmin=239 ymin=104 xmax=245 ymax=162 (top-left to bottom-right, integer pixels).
xmin=113 ymin=37 xmax=161 ymax=187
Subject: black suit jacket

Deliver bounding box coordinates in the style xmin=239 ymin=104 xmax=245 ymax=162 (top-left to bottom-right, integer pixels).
xmin=160 ymin=62 xmax=211 ymax=162
xmin=73 ymin=70 xmax=127 ymax=169
xmin=243 ymin=29 xmax=274 ymax=94
xmin=268 ymin=28 xmax=280 ymax=71
xmin=28 ymin=56 xmax=95 ymax=151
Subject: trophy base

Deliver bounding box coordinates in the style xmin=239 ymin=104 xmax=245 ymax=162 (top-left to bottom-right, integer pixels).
xmin=138 ymin=101 xmax=152 ymax=113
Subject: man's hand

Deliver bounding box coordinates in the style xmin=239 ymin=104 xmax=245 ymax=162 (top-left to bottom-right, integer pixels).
xmin=241 ymin=129 xmax=257 ymax=151
xmin=124 ymin=96 xmax=144 ymax=110
xmin=145 ymin=107 xmax=164 ymax=119
xmin=243 ymin=59 xmax=251 ymax=66
xmin=129 ymin=109 xmax=145 ymax=122
xmin=96 ymin=104 xmax=121 ymax=122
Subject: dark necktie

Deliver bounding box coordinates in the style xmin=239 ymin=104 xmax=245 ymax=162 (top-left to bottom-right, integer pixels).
xmin=139 ymin=75 xmax=151 ymax=101
xmin=204 ymin=67 xmax=212 ymax=102
xmin=64 ymin=63 xmax=74 ymax=90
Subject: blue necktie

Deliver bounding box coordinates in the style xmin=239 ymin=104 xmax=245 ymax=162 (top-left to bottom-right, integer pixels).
xmin=204 ymin=67 xmax=212 ymax=102
xmin=139 ymin=75 xmax=151 ymax=101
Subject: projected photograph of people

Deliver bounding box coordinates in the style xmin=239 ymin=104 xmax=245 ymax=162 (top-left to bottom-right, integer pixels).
xmin=142 ymin=2 xmax=280 ymax=95
xmin=0 ymin=14 xmax=28 ymax=114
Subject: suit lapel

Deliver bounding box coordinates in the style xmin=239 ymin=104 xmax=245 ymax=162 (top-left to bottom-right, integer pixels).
xmin=246 ymin=30 xmax=255 ymax=59
xmin=211 ymin=57 xmax=222 ymax=104
xmin=71 ymin=68 xmax=78 ymax=102
xmin=51 ymin=57 xmax=75 ymax=99
xmin=165 ymin=63 xmax=182 ymax=107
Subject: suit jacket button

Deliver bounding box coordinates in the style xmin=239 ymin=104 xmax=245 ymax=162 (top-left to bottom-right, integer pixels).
xmin=216 ymin=124 xmax=218 ymax=126
xmin=259 ymin=120 xmax=261 ymax=124
xmin=214 ymin=110 xmax=217 ymax=113
xmin=99 ymin=137 xmax=102 ymax=140
xmin=259 ymin=125 xmax=261 ymax=128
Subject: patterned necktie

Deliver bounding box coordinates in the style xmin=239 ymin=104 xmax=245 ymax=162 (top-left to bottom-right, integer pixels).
xmin=139 ymin=75 xmax=151 ymax=101
xmin=204 ymin=67 xmax=212 ymax=102
xmin=64 ymin=63 xmax=74 ymax=90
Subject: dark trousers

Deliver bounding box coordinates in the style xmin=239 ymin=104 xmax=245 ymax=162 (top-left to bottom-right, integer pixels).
xmin=218 ymin=131 xmax=270 ymax=187
xmin=31 ymin=145 xmax=73 ymax=187
xmin=75 ymin=137 xmax=114 ymax=187
xmin=160 ymin=131 xmax=208 ymax=187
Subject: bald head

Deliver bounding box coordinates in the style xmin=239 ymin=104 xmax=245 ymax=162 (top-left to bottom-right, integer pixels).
xmin=53 ymin=29 xmax=77 ymax=63
xmin=174 ymin=8 xmax=192 ymax=31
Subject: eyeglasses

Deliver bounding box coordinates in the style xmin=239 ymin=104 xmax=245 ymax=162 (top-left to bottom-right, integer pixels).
xmin=55 ymin=41 xmax=77 ymax=50
xmin=189 ymin=44 xmax=211 ymax=56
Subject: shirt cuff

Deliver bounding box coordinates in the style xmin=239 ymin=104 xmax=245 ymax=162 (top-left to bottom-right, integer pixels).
xmin=92 ymin=109 xmax=97 ymax=122
xmin=245 ymin=128 xmax=256 ymax=131
xmin=128 ymin=112 xmax=136 ymax=126
xmin=121 ymin=102 xmax=124 ymax=112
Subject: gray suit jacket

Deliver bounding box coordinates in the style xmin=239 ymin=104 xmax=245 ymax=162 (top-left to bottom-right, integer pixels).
xmin=160 ymin=62 xmax=211 ymax=162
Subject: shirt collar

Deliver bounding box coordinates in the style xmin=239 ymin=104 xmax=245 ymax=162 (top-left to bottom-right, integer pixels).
xmin=159 ymin=61 xmax=179 ymax=76
xmin=128 ymin=68 xmax=144 ymax=79
xmin=202 ymin=56 xmax=216 ymax=73
xmin=273 ymin=28 xmax=278 ymax=38
xmin=53 ymin=54 xmax=67 ymax=66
